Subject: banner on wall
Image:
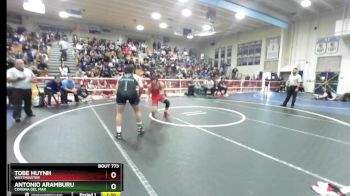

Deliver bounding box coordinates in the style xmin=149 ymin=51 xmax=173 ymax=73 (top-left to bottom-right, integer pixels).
xmin=315 ymin=38 xmax=327 ymax=55
xmin=326 ymin=37 xmax=339 ymax=54
xmin=266 ymin=37 xmax=280 ymax=60
xmin=315 ymin=37 xmax=339 ymax=55
xmin=38 ymin=24 xmax=73 ymax=32
xmin=237 ymin=40 xmax=261 ymax=66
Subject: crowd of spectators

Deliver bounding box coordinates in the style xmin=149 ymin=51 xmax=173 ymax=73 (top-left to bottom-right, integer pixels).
xmin=69 ymin=35 xmax=230 ymax=81
xmin=6 ymin=26 xmax=270 ymax=103
xmin=6 ymin=25 xmax=62 ymax=77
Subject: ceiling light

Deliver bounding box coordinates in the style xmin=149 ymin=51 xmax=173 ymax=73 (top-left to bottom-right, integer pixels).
xmin=195 ymin=31 xmax=216 ymax=36
xmin=187 ymin=34 xmax=194 ymax=39
xmin=59 ymin=10 xmax=82 ymax=19
xmin=178 ymin=0 xmax=188 ymax=2
xmin=300 ymin=0 xmax=312 ymax=7
xmin=59 ymin=11 xmax=69 ymax=18
xmin=174 ymin=31 xmax=183 ymax=36
xmin=182 ymin=9 xmax=192 ymax=17
xmin=159 ymin=22 xmax=168 ymax=29
xmin=136 ymin=25 xmax=144 ymax=31
xmin=151 ymin=12 xmax=161 ymax=20
xmin=202 ymin=24 xmax=211 ymax=31
xmin=235 ymin=11 xmax=245 ymax=20
xmin=23 ymin=0 xmax=45 ymax=14
xmin=64 ymin=9 xmax=83 ymax=18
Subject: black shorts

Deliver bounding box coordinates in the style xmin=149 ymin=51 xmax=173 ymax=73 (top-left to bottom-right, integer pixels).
xmin=116 ymin=92 xmax=139 ymax=106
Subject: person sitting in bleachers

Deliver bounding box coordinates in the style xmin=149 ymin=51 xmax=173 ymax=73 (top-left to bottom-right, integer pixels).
xmin=59 ymin=63 xmax=69 ymax=77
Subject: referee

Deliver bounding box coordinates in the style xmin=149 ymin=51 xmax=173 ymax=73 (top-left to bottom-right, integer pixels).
xmin=280 ymin=67 xmax=302 ymax=108
xmin=6 ymin=59 xmax=36 ymax=122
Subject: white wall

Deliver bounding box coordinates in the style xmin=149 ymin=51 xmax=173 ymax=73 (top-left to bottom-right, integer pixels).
xmin=287 ymin=8 xmax=350 ymax=94
xmin=198 ymin=7 xmax=350 ymax=94
xmin=197 ymin=27 xmax=281 ymax=77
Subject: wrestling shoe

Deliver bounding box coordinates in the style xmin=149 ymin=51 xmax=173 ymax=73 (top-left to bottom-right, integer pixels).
xmin=137 ymin=124 xmax=145 ymax=134
xmin=115 ymin=132 xmax=122 ymax=139
xmin=138 ymin=127 xmax=145 ymax=135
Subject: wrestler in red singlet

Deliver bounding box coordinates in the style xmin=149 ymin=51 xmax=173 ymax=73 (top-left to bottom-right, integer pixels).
xmin=147 ymin=75 xmax=170 ymax=118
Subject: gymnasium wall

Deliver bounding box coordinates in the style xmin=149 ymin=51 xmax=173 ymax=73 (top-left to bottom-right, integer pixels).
xmin=197 ymin=26 xmax=281 ymax=77
xmin=197 ymin=6 xmax=350 ymax=94
xmin=286 ymin=7 xmax=350 ymax=94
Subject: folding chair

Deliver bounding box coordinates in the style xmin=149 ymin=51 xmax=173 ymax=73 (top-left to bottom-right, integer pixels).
xmin=36 ymin=83 xmax=47 ymax=107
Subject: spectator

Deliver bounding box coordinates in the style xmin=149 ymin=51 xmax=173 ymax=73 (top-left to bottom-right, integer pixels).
xmin=264 ymin=77 xmax=269 ymax=92
xmin=75 ymin=67 xmax=86 ymax=78
xmin=186 ymin=78 xmax=195 ymax=96
xmin=60 ymin=76 xmax=79 ymax=104
xmin=100 ymin=57 xmax=112 ymax=78
xmin=76 ymin=85 xmax=89 ymax=102
xmin=44 ymin=76 xmax=61 ymax=106
xmin=72 ymin=34 xmax=78 ymax=45
xmin=202 ymin=77 xmax=215 ymax=96
xmin=37 ymin=64 xmax=49 ymax=77
xmin=37 ymin=50 xmax=49 ymax=77
xmin=313 ymin=87 xmax=336 ymax=100
xmin=59 ymin=63 xmax=69 ymax=77
xmin=58 ymin=37 xmax=68 ymax=61
xmin=231 ymin=67 xmax=238 ymax=80
xmin=338 ymin=93 xmax=350 ymax=102
xmin=6 ymin=59 xmax=36 ymax=122
xmin=36 ymin=49 xmax=49 ymax=64
xmin=217 ymin=77 xmax=228 ymax=96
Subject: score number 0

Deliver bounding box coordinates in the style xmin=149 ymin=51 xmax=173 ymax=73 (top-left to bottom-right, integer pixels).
xmin=111 ymin=171 xmax=117 ymax=190
xmin=110 ymin=172 xmax=118 ymax=190
xmin=110 ymin=164 xmax=119 ymax=190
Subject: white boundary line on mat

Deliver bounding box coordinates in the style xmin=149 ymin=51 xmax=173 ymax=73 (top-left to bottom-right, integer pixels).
xmin=13 ymin=101 xmax=158 ymax=196
xmin=172 ymin=116 xmax=346 ymax=188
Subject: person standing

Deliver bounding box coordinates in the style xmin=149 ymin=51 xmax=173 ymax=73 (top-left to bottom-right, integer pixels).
xmin=115 ymin=65 xmax=144 ymax=139
xmin=280 ymin=68 xmax=302 ymax=108
xmin=58 ymin=37 xmax=69 ymax=61
xmin=6 ymin=59 xmax=36 ymax=122
xmin=231 ymin=67 xmax=238 ymax=80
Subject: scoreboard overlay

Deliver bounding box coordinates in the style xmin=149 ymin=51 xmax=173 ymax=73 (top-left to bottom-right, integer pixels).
xmin=8 ymin=163 xmax=123 ymax=196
